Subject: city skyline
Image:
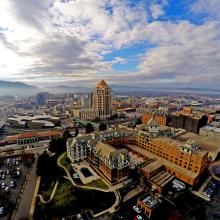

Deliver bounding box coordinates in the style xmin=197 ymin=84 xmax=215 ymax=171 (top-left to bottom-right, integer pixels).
xmin=0 ymin=0 xmax=220 ymax=89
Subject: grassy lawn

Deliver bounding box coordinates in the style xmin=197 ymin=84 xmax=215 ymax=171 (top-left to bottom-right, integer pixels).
xmin=59 ymin=152 xmax=76 ymax=176
xmin=42 ymin=180 xmax=56 ymax=201
xmin=86 ymin=179 xmax=109 ymax=190
xmin=35 ymin=178 xmax=116 ymax=220
xmin=39 ymin=177 xmax=56 ymax=201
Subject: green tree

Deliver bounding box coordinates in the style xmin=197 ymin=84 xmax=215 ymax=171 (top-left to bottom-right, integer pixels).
xmin=48 ymin=137 xmax=67 ymax=153
xmin=99 ymin=123 xmax=107 ymax=131
xmin=85 ymin=123 xmax=94 ymax=134
xmin=63 ymin=129 xmax=72 ymax=139
xmin=110 ymin=113 xmax=118 ymax=120
xmin=75 ymin=127 xmax=79 ymax=137
xmin=0 ymin=157 xmax=4 ymax=168
xmin=36 ymin=151 xmax=53 ymax=177
xmin=135 ymin=117 xmax=142 ymax=125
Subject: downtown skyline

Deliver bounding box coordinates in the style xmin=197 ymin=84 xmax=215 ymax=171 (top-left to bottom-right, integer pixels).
xmin=0 ymin=0 xmax=220 ymax=88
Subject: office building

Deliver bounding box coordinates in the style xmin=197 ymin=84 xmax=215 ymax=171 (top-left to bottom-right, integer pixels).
xmin=92 ymin=80 xmax=112 ymax=119
xmin=171 ymin=107 xmax=208 ymax=133
xmin=36 ymin=92 xmax=49 ymax=106
xmin=72 ymin=80 xmax=113 ymax=121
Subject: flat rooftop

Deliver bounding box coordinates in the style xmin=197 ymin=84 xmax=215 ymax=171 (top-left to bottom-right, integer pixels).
xmin=141 ymin=159 xmax=164 ymax=174
xmin=176 ymin=131 xmax=220 ymax=159
xmin=127 ymin=144 xmax=198 ymax=179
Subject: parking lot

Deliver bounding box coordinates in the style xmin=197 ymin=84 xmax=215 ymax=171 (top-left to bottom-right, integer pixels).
xmin=0 ymin=156 xmax=29 ymax=219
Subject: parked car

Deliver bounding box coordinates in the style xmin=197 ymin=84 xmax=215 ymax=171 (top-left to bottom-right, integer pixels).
xmin=133 ymin=206 xmax=141 ymax=213
xmin=137 ymin=215 xmax=144 ymax=220
xmin=10 ymin=181 xmax=16 ymax=188
xmin=0 ymin=207 xmax=4 ymax=215
xmin=1 ymin=183 xmax=6 ymax=189
xmin=4 ymin=186 xmax=10 ymax=192
xmin=76 ymin=214 xmax=84 ymax=220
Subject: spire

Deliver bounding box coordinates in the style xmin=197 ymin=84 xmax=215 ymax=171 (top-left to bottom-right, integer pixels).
xmin=96 ymin=79 xmax=108 ymax=88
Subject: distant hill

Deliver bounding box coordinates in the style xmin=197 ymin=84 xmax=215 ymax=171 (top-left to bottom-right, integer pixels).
xmin=46 ymin=85 xmax=90 ymax=93
xmin=0 ymin=80 xmax=39 ymax=96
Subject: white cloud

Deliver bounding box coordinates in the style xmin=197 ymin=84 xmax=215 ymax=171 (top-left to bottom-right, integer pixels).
xmin=191 ymin=0 xmax=220 ymax=20
xmin=150 ymin=4 xmax=164 ymax=19
xmin=0 ymin=0 xmax=220 ymax=88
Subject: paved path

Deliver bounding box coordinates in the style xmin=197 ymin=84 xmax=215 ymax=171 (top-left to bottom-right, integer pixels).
xmin=13 ymin=160 xmax=38 ymax=220
xmin=57 ymin=153 xmax=121 ymax=217
xmin=38 ymin=180 xmax=59 ymax=204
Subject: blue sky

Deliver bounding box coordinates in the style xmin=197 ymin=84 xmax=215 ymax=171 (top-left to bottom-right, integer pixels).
xmin=0 ymin=0 xmax=220 ymax=88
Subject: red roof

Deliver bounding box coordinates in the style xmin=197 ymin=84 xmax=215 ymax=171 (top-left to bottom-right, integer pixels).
xmin=38 ymin=130 xmax=60 ymax=137
xmin=17 ymin=132 xmax=38 ymax=139
xmin=5 ymin=130 xmax=61 ymax=142
xmin=5 ymin=135 xmax=19 ymax=142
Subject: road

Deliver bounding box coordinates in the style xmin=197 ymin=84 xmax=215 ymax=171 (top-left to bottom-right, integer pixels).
xmin=13 ymin=160 xmax=38 ymax=220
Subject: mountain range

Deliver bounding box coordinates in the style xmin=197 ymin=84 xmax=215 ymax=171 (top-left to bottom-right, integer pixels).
xmin=0 ymin=80 xmax=39 ymax=96
xmin=0 ymin=80 xmax=220 ymax=97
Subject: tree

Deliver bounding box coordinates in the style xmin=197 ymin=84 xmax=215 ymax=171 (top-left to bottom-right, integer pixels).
xmin=85 ymin=123 xmax=94 ymax=134
xmin=48 ymin=137 xmax=67 ymax=153
xmin=48 ymin=129 xmax=72 ymax=153
xmin=36 ymin=151 xmax=53 ymax=176
xmin=135 ymin=117 xmax=142 ymax=125
xmin=110 ymin=113 xmax=118 ymax=120
xmin=99 ymin=123 xmax=107 ymax=131
xmin=63 ymin=129 xmax=72 ymax=139
xmin=94 ymin=117 xmax=101 ymax=122
xmin=75 ymin=127 xmax=79 ymax=137
xmin=0 ymin=157 xmax=4 ymax=168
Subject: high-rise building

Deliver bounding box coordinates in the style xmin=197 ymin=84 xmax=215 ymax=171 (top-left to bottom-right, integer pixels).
xmin=72 ymin=80 xmax=113 ymax=121
xmin=36 ymin=92 xmax=49 ymax=107
xmin=92 ymin=80 xmax=112 ymax=119
xmin=171 ymin=107 xmax=208 ymax=134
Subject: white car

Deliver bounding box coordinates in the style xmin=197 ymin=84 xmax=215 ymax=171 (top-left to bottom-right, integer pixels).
xmin=1 ymin=183 xmax=6 ymax=189
xmin=10 ymin=181 xmax=15 ymax=188
xmin=0 ymin=207 xmax=4 ymax=215
xmin=133 ymin=206 xmax=141 ymax=213
xmin=137 ymin=215 xmax=144 ymax=220
xmin=4 ymin=186 xmax=9 ymax=192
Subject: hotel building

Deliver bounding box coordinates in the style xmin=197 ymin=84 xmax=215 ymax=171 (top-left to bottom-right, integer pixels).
xmin=67 ymin=129 xmax=133 ymax=183
xmin=67 ymin=119 xmax=208 ymax=186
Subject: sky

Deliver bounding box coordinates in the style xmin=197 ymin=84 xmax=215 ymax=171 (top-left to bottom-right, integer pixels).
xmin=0 ymin=0 xmax=220 ymax=88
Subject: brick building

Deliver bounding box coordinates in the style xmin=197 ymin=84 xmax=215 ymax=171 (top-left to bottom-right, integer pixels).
xmin=67 ymin=122 xmax=208 ymax=186
xmin=142 ymin=111 xmax=170 ymax=126
xmin=171 ymin=107 xmax=208 ymax=133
